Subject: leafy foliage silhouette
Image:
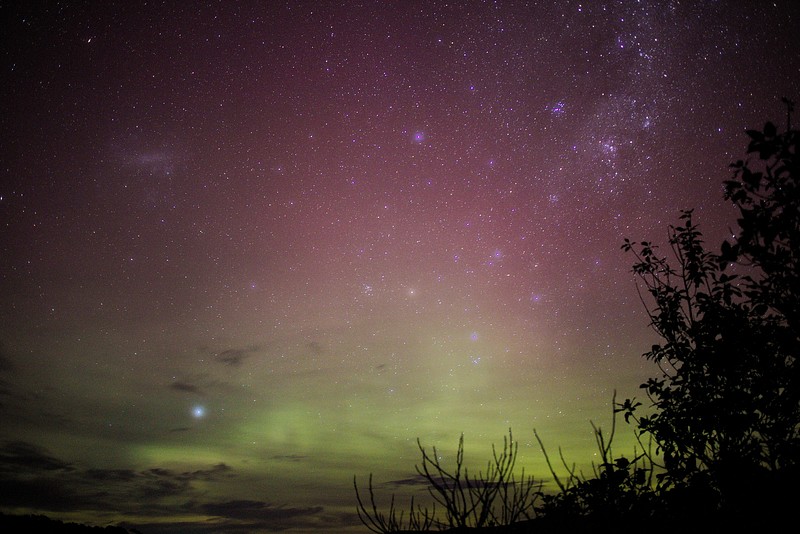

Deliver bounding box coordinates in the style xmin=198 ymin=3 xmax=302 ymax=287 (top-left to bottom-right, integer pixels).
xmin=620 ymin=101 xmax=799 ymax=521
xmin=354 ymin=102 xmax=799 ymax=532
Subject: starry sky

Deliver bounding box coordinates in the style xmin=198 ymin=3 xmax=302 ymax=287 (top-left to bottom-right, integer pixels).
xmin=1 ymin=1 xmax=799 ymax=532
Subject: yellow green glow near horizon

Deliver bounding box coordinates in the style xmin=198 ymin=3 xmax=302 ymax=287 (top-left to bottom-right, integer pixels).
xmin=1 ymin=1 xmax=798 ymax=533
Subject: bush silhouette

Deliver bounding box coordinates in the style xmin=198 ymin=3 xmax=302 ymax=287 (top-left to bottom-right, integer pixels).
xmin=353 ymin=102 xmax=799 ymax=531
xmin=354 ymin=430 xmax=541 ymax=532
xmin=620 ymin=101 xmax=799 ymax=523
xmin=534 ymin=393 xmax=659 ymax=525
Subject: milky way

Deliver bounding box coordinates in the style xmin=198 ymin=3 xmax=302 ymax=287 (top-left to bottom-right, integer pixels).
xmin=1 ymin=2 xmax=799 ymax=532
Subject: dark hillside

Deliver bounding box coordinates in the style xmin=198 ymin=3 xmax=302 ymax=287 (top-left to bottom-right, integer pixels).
xmin=0 ymin=513 xmax=138 ymax=533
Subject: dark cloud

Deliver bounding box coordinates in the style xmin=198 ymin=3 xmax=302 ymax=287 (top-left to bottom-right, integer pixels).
xmin=0 ymin=441 xmax=73 ymax=472
xmin=0 ymin=378 xmax=13 ymax=402
xmin=136 ymin=464 xmax=233 ymax=496
xmin=85 ymin=468 xmax=139 ymax=482
xmin=198 ymin=500 xmax=323 ymax=522
xmin=306 ymin=341 xmax=324 ymax=356
xmin=0 ymin=443 xmax=101 ymax=512
xmin=0 ymin=476 xmax=91 ymax=511
xmin=169 ymin=381 xmax=202 ymax=394
xmin=117 ymin=520 xmax=225 ymax=534
xmin=0 ymin=344 xmax=17 ymax=407
xmin=121 ymin=499 xmax=352 ymax=534
xmin=215 ymin=347 xmax=258 ymax=367
xmin=138 ymin=472 xmax=192 ymax=498
xmin=0 ymin=342 xmax=14 ymax=372
xmin=269 ymin=454 xmax=307 ymax=462
xmin=180 ymin=463 xmax=233 ymax=481
xmin=385 ymin=474 xmax=431 ymax=487
xmin=0 ymin=442 xmax=237 ymax=521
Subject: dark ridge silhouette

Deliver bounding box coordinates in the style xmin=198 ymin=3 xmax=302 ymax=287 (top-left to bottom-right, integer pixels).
xmin=0 ymin=512 xmax=141 ymax=533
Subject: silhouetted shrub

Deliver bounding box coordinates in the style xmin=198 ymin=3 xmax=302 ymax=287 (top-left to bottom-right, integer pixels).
xmin=534 ymin=393 xmax=659 ymax=524
xmin=620 ymin=101 xmax=799 ymax=520
xmin=353 ymin=103 xmax=799 ymax=532
xmin=354 ymin=430 xmax=540 ymax=532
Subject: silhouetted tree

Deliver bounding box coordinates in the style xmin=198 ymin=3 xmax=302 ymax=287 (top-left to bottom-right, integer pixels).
xmin=724 ymin=104 xmax=800 ymax=337
xmin=621 ymin=103 xmax=800 ymax=521
xmin=354 ymin=430 xmax=540 ymax=532
xmin=353 ymin=105 xmax=798 ymax=531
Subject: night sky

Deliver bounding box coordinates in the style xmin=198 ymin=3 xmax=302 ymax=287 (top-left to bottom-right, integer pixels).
xmin=1 ymin=1 xmax=799 ymax=533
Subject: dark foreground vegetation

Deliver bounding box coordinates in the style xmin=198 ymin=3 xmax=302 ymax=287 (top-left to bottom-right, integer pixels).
xmin=355 ymin=102 xmax=800 ymax=533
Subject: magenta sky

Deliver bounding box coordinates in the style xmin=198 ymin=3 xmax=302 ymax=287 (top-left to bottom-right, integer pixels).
xmin=1 ymin=2 xmax=799 ymax=532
